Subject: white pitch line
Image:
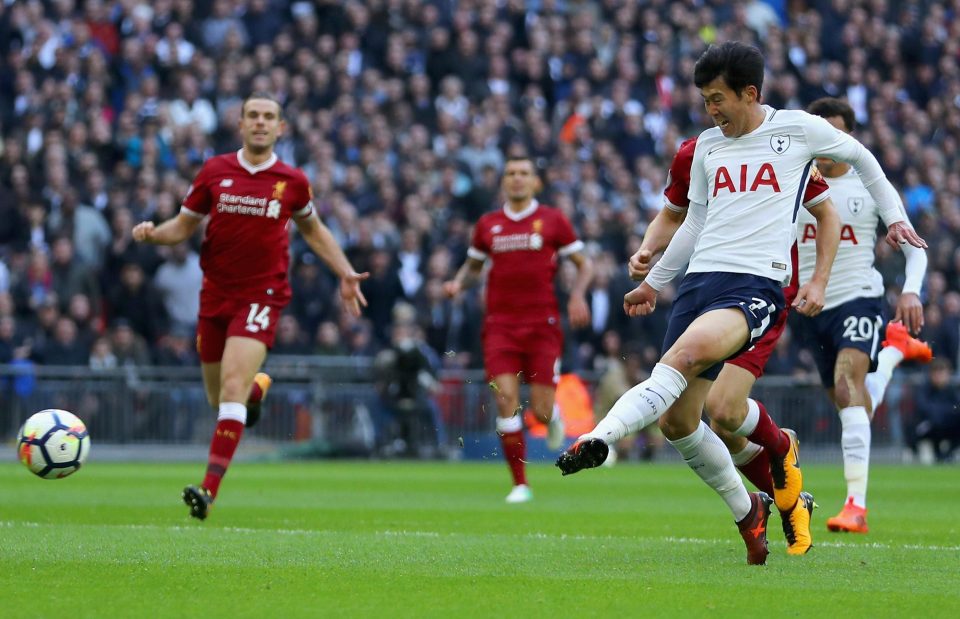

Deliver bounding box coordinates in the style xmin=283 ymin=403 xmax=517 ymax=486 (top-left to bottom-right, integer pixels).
xmin=2 ymin=521 xmax=958 ymax=552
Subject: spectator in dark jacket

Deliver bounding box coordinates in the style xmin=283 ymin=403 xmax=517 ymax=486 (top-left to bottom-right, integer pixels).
xmin=911 ymin=358 xmax=960 ymax=462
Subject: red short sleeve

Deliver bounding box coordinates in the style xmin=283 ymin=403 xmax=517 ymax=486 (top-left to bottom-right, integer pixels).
xmin=663 ymin=137 xmax=698 ymax=211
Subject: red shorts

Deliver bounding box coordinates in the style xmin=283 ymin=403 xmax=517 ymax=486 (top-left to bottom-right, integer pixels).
xmin=196 ymin=289 xmax=287 ymax=363
xmin=482 ymin=321 xmax=562 ymax=386
xmin=726 ymin=283 xmax=797 ymax=379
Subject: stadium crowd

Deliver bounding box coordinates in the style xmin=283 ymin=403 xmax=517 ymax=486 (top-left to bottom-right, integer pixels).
xmin=1 ymin=0 xmax=959 ymax=385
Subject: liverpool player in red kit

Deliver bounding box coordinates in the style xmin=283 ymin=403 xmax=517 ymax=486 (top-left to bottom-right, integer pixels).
xmin=133 ymin=93 xmax=368 ymax=520
xmin=444 ymin=156 xmax=592 ymax=503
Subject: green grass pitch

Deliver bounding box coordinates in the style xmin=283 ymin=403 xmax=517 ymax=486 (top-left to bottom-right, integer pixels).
xmin=2 ymin=461 xmax=958 ymax=618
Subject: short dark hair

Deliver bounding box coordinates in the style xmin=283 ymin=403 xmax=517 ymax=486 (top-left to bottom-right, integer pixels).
xmin=807 ymin=97 xmax=856 ymax=132
xmin=503 ymin=153 xmax=544 ymax=177
xmin=693 ymin=42 xmax=765 ymax=97
xmin=241 ymin=91 xmax=283 ymax=117
xmin=504 ymin=153 xmax=535 ymax=166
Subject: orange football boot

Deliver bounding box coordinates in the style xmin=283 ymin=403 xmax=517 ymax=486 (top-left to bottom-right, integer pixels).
xmin=882 ymin=322 xmax=932 ymax=363
xmin=826 ymin=497 xmax=869 ymax=533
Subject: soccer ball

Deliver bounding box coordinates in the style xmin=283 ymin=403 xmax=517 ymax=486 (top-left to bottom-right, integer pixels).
xmin=17 ymin=409 xmax=91 ymax=479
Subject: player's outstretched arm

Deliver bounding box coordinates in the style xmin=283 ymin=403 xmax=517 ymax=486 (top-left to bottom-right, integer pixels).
xmin=806 ymin=115 xmax=926 ymax=249
xmin=132 ymin=213 xmax=202 ymax=246
xmin=295 ymin=214 xmax=369 ymax=316
xmin=629 ymin=208 xmax=687 ymax=281
xmin=794 ymin=198 xmax=840 ymax=317
xmin=442 ymin=257 xmax=485 ymax=299
xmin=565 ymin=251 xmax=593 ymax=329
xmin=894 ymin=239 xmax=928 ymax=334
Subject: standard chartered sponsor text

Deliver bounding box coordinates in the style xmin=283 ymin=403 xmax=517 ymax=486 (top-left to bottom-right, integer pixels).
xmin=217 ymin=193 xmax=268 ymax=216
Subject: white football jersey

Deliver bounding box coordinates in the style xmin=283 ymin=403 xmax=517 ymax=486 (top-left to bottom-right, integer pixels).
xmin=687 ymin=106 xmax=905 ymax=286
xmin=796 ymin=168 xmax=909 ymax=309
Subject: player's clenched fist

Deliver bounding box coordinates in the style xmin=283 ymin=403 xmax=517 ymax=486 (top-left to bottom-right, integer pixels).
xmin=132 ymin=221 xmax=155 ymax=243
xmin=624 ymin=281 xmax=658 ymax=317
xmin=628 ymin=249 xmax=653 ymax=281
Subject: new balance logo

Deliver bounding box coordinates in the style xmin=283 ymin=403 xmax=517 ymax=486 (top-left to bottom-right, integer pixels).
xmin=220 ymin=179 xmax=234 ymax=187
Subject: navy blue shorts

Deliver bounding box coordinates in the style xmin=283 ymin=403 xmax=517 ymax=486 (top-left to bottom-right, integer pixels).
xmin=660 ymin=272 xmax=785 ymax=380
xmin=796 ymin=296 xmax=885 ymax=388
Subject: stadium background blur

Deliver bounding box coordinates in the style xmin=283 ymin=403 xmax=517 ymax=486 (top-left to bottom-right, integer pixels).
xmin=1 ymin=0 xmax=958 ymax=459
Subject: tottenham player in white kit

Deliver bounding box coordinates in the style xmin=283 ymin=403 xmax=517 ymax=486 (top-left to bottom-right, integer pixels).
xmin=556 ymin=42 xmax=926 ymax=565
xmin=796 ymin=98 xmax=932 ymax=534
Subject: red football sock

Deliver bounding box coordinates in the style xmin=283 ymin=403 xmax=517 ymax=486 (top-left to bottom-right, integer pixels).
xmin=248 ymin=381 xmax=263 ymax=404
xmin=737 ymin=448 xmax=775 ymax=496
xmin=747 ymin=400 xmax=789 ymax=458
xmin=499 ymin=430 xmax=527 ymax=486
xmin=202 ymin=419 xmax=245 ymax=498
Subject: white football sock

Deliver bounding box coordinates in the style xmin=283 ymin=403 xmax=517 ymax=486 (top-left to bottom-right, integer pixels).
xmin=668 ymin=421 xmax=753 ymax=521
xmin=218 ymin=401 xmax=247 ymax=424
xmin=550 ymin=404 xmax=561 ymax=422
xmin=864 ymin=347 xmax=903 ymax=413
xmin=587 ymin=363 xmax=686 ymax=444
xmin=496 ymin=415 xmax=523 ymax=434
xmin=839 ymin=406 xmax=871 ymax=508
xmin=730 ymin=440 xmax=763 ymax=466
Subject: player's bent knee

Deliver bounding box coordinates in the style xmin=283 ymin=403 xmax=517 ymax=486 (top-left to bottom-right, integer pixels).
xmin=662 ymin=346 xmax=710 ymax=378
xmin=658 ymin=414 xmax=698 ymax=441
xmin=704 ymin=392 xmax=740 ymax=430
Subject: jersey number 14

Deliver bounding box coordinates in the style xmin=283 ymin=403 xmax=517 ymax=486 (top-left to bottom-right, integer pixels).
xmin=245 ymin=304 xmax=272 ymax=333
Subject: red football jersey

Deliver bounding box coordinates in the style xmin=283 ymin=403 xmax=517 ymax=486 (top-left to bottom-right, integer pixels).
xmin=662 ymin=136 xmax=830 ymax=290
xmin=469 ymin=201 xmax=583 ymax=325
xmin=181 ymin=151 xmax=314 ymax=302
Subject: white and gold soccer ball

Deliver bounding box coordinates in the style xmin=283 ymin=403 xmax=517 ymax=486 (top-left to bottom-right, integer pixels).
xmin=17 ymin=409 xmax=91 ymax=479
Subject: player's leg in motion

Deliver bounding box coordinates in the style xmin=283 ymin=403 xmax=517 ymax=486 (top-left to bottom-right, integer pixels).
xmin=245 ymin=372 xmax=273 ymax=428
xmin=659 ymin=379 xmax=772 ymax=566
xmin=491 ymin=373 xmax=532 ymax=503
xmin=708 ymin=376 xmax=802 ymax=512
xmin=557 ymin=307 xmax=748 ymax=475
xmin=530 ymin=384 xmax=565 ymax=451
xmin=864 ymin=322 xmax=933 ymax=419
xmin=826 ymin=347 xmax=874 ymax=533
xmin=185 ymin=336 xmax=267 ymax=520
xmin=707 ymin=364 xmax=812 ymax=555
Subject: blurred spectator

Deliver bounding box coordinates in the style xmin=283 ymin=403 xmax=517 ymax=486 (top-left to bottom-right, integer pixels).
xmin=106 ymin=262 xmax=168 ymax=343
xmin=35 ymin=316 xmax=89 ymax=365
xmin=288 ymin=252 xmax=337 ymax=338
xmin=168 ymin=75 xmax=217 ymax=135
xmin=11 ymin=249 xmax=56 ymax=316
xmin=49 ymin=237 xmax=101 ymax=315
xmin=363 ymin=249 xmax=406 ymax=345
xmin=67 ymin=293 xmax=100 ymax=352
xmin=0 ymin=315 xmax=28 ymax=364
xmin=48 ymin=190 xmax=111 ymax=269
xmin=373 ymin=318 xmax=444 ymax=458
xmin=910 ymin=358 xmax=960 ymax=463
xmin=110 ymin=319 xmax=152 ymax=367
xmin=271 ymin=314 xmax=311 ymax=355
xmin=89 ymin=335 xmax=118 ymax=370
xmin=314 ymin=320 xmax=348 ymax=356
xmin=153 ymin=243 xmax=202 ymax=333
xmin=153 ymin=325 xmax=199 ymax=366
